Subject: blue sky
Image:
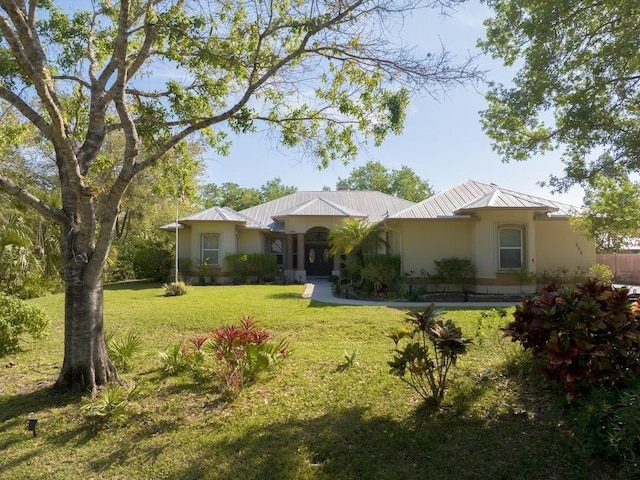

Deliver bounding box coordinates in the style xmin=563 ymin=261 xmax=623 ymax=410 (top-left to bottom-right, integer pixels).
xmin=200 ymin=1 xmax=586 ymax=207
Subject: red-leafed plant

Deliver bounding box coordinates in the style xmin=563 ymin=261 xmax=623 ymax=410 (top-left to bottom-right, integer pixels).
xmin=504 ymin=279 xmax=640 ymax=399
xmin=207 ymin=314 xmax=290 ymax=399
xmin=160 ymin=314 xmax=290 ymax=400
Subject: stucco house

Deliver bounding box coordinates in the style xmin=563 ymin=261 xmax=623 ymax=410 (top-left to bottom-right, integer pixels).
xmin=161 ymin=179 xmax=596 ymax=293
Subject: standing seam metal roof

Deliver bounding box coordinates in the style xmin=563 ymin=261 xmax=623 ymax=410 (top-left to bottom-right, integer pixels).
xmin=389 ymin=180 xmax=579 ymax=219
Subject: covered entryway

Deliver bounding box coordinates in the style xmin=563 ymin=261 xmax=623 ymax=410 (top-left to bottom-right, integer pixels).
xmin=305 ymin=227 xmax=332 ymax=276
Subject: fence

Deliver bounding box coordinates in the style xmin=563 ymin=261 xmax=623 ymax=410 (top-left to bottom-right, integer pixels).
xmin=596 ymin=254 xmax=640 ymax=285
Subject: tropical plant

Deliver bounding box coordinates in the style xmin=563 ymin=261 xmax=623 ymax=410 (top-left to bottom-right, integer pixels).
xmin=337 ymin=350 xmax=359 ymax=372
xmin=388 ymin=304 xmax=471 ymax=405
xmin=80 ymin=382 xmax=140 ymax=426
xmin=0 ymin=292 xmax=49 ymax=356
xmin=106 ymin=332 xmax=144 ymax=372
xmin=206 ymin=315 xmax=290 ymax=399
xmin=329 ymin=219 xmax=388 ymax=285
xmin=503 ymin=279 xmax=640 ymax=399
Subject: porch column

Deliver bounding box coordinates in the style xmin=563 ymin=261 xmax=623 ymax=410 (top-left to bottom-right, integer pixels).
xmin=296 ymin=233 xmax=305 ymax=270
xmin=286 ymin=234 xmax=294 ymax=270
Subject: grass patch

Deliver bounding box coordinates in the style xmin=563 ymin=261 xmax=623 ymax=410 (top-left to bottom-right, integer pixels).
xmin=0 ymin=283 xmax=628 ymax=479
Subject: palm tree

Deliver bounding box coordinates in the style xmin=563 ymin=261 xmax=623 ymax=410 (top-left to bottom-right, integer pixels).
xmin=328 ymin=218 xmax=387 ymax=271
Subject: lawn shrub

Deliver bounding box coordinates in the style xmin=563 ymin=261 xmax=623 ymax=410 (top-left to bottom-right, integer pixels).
xmin=225 ymin=253 xmax=250 ymax=283
xmin=162 ymin=280 xmax=189 ymax=296
xmin=503 ymin=279 xmax=640 ymax=399
xmin=569 ymin=380 xmax=640 ymax=477
xmin=161 ymin=315 xmax=290 ymax=400
xmin=362 ymin=254 xmax=401 ymax=295
xmin=387 ymin=304 xmax=471 ymax=405
xmin=0 ymin=292 xmax=49 ymax=356
xmin=432 ymin=256 xmax=476 ymax=293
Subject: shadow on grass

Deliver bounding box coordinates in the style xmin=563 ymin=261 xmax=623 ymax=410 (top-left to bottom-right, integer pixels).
xmin=0 ymin=386 xmax=81 ymax=423
xmin=104 ymin=280 xmax=162 ymax=291
xmin=167 ymin=398 xmax=609 ymax=480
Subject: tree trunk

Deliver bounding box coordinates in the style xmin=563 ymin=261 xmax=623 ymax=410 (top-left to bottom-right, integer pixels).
xmin=54 ymin=235 xmax=117 ymax=393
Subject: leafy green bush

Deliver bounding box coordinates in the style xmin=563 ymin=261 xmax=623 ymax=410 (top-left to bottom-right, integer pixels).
xmin=247 ymin=253 xmax=277 ymax=283
xmin=162 ymin=281 xmax=189 ymax=296
xmin=503 ymin=279 xmax=640 ymax=399
xmin=362 ymin=254 xmax=400 ymax=295
xmin=433 ymin=256 xmax=476 ymax=293
xmin=570 ymin=381 xmax=640 ymax=476
xmin=589 ymin=263 xmax=614 ymax=285
xmin=0 ymin=292 xmax=49 ymax=356
xmin=387 ymin=304 xmax=471 ymax=405
xmin=225 ymin=253 xmax=277 ymax=283
xmin=107 ymin=237 xmax=173 ymax=282
xmin=225 ymin=253 xmax=250 ymax=284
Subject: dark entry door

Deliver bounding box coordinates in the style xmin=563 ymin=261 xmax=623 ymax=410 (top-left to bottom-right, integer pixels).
xmin=305 ymin=228 xmax=332 ymax=277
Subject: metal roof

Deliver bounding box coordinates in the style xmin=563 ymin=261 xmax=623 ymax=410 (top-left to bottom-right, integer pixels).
xmin=239 ymin=191 xmax=415 ymax=230
xmin=389 ymin=180 xmax=579 ymax=219
xmin=179 ymin=203 xmax=262 ymax=224
xmin=272 ymin=197 xmax=367 ymax=219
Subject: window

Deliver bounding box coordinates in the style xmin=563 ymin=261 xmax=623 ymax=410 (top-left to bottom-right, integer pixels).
xmin=201 ymin=234 xmax=220 ymax=265
xmin=270 ymin=238 xmax=284 ymax=267
xmin=498 ymin=227 xmax=523 ymax=269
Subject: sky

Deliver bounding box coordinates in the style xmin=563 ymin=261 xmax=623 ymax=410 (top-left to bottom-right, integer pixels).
xmin=200 ymin=1 xmax=587 ymax=207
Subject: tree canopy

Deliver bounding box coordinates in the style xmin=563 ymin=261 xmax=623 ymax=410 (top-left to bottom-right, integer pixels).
xmin=198 ymin=177 xmax=297 ymax=210
xmin=337 ymin=160 xmax=434 ymax=201
xmin=0 ymin=0 xmax=479 ymax=391
xmin=480 ymin=0 xmax=640 ymax=191
xmin=570 ymin=168 xmax=640 ymax=253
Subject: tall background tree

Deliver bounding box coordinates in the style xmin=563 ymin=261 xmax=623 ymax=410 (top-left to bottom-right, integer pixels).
xmin=570 ymin=169 xmax=640 ymax=253
xmin=480 ymin=0 xmax=640 ymax=192
xmin=197 ymin=177 xmax=297 ymax=210
xmin=0 ymin=0 xmax=479 ymax=391
xmin=336 ymin=160 xmax=434 ymax=201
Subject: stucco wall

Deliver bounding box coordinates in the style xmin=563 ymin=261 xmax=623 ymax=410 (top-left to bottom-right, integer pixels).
xmin=187 ymin=222 xmax=238 ymax=266
xmin=472 ymin=210 xmax=536 ymax=278
xmin=284 ymin=216 xmax=349 ymax=233
xmin=535 ymin=219 xmax=596 ymax=273
xmin=237 ymin=229 xmax=265 ymax=254
xmin=394 ymin=220 xmax=474 ymax=275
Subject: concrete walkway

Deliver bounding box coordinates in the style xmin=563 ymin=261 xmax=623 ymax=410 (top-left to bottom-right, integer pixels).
xmin=303 ymin=280 xmax=520 ymax=308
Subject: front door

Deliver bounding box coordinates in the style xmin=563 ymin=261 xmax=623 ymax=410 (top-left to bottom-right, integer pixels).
xmin=305 ymin=228 xmax=332 ymax=277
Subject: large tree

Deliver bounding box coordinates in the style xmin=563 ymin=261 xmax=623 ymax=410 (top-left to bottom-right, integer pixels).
xmin=480 ymin=0 xmax=640 ymax=191
xmin=0 ymin=0 xmax=479 ymax=391
xmin=337 ymin=160 xmax=433 ymax=201
xmin=570 ymin=169 xmax=640 ymax=253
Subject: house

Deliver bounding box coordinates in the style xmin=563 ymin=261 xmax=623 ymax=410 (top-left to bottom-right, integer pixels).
xmin=161 ymin=180 xmax=596 ymax=293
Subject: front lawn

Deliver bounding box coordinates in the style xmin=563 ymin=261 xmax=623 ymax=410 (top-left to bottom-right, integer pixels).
xmin=0 ymin=283 xmax=626 ymax=479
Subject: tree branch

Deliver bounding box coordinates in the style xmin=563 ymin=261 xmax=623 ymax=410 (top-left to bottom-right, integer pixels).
xmin=0 ymin=173 xmax=66 ymax=225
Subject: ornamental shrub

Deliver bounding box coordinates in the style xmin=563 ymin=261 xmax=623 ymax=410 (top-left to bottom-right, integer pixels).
xmin=433 ymin=256 xmax=476 ymax=293
xmin=503 ymin=279 xmax=640 ymax=399
xmin=160 ymin=315 xmax=290 ymax=400
xmin=0 ymin=292 xmax=49 ymax=356
xmin=388 ymin=303 xmax=471 ymax=405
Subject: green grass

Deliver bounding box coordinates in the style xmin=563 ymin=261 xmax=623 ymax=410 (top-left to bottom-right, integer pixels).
xmin=0 ymin=283 xmax=624 ymax=479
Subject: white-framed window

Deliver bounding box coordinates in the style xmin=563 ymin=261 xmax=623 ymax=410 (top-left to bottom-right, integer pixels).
xmin=201 ymin=234 xmax=220 ymax=265
xmin=498 ymin=226 xmax=523 ymax=269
